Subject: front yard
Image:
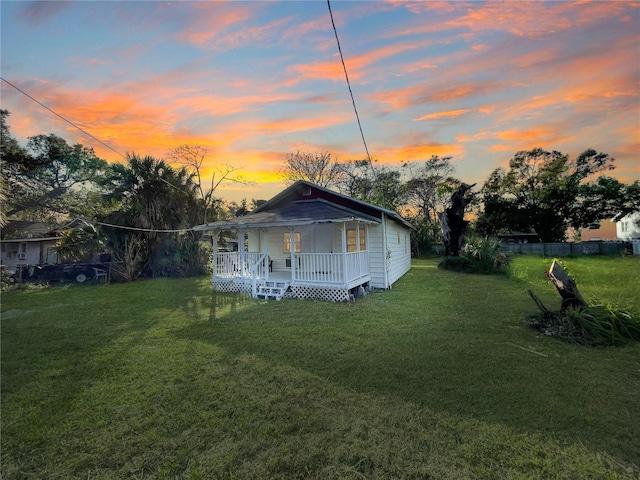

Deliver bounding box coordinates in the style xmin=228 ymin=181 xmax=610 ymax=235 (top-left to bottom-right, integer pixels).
xmin=2 ymin=256 xmax=639 ymax=479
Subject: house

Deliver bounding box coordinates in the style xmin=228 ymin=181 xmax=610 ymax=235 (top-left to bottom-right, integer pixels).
xmin=194 ymin=181 xmax=413 ymax=301
xmin=1 ymin=218 xmax=110 ymax=281
xmin=613 ymin=211 xmax=640 ymax=241
xmin=1 ymin=221 xmax=60 ymax=272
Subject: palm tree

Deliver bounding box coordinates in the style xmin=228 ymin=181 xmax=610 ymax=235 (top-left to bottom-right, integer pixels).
xmin=54 ymin=223 xmax=104 ymax=263
xmin=101 ymin=154 xmax=201 ymax=279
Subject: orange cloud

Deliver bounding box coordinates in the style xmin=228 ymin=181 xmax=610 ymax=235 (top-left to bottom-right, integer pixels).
xmin=370 ymin=81 xmax=498 ymax=109
xmin=287 ymin=40 xmax=427 ymax=84
xmin=414 ymin=109 xmax=472 ymax=121
xmin=376 ymin=142 xmax=465 ymax=163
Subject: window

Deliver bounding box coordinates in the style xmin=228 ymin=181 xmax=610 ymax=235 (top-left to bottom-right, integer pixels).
xmin=621 ymin=222 xmax=628 ymax=233
xmin=284 ymin=232 xmax=301 ymax=253
xmin=347 ymin=227 xmax=366 ymax=252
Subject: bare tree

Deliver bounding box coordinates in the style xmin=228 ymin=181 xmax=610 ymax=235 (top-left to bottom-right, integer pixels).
xmin=281 ymin=151 xmax=342 ymax=188
xmin=167 ymin=144 xmax=245 ymax=224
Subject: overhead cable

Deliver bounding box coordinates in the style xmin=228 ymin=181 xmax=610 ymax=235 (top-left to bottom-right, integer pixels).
xmin=0 ymin=76 xmax=126 ymax=159
xmin=326 ymin=0 xmax=372 ymax=164
xmin=96 ymin=221 xmax=195 ymax=233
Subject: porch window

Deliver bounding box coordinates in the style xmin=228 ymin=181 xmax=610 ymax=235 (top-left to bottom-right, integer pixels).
xmin=284 ymin=232 xmax=301 ymax=253
xmin=347 ymin=227 xmax=366 ymax=252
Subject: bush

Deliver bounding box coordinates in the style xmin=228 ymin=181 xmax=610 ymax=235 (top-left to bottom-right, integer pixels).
xmin=526 ymin=298 xmax=640 ymax=346
xmin=438 ymin=236 xmax=510 ymax=274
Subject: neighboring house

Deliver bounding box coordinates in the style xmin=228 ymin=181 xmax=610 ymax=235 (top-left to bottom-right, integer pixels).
xmin=1 ymin=221 xmax=60 ymax=272
xmin=613 ymin=211 xmax=640 ymax=241
xmin=1 ymin=217 xmax=100 ymax=273
xmin=194 ymin=180 xmax=413 ymax=301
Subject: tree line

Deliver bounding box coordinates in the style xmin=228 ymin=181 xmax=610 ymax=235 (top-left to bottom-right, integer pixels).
xmin=2 ymin=110 xmax=638 ymax=280
xmin=281 ymin=150 xmax=639 ymax=247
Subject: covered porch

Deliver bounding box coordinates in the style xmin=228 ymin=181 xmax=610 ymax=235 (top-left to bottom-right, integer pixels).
xmin=205 ymin=220 xmax=373 ymax=301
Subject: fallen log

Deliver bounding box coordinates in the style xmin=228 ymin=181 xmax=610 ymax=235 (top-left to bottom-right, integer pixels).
xmin=546 ymin=260 xmax=586 ymax=310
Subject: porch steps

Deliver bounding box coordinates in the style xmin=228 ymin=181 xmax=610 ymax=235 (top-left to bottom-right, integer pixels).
xmin=256 ymin=281 xmax=290 ymax=301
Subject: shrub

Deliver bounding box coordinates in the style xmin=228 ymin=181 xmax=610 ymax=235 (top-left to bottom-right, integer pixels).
xmin=439 ymin=236 xmax=509 ymax=274
xmin=526 ymin=298 xmax=640 ymax=346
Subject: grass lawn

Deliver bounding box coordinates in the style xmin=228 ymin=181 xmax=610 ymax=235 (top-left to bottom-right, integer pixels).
xmin=2 ymin=256 xmax=639 ymax=479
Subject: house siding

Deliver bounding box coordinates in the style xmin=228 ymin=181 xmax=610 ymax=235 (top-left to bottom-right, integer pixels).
xmin=367 ymin=223 xmax=386 ymax=288
xmin=0 ymin=239 xmax=59 ymax=272
xmin=616 ymin=212 xmax=640 ymax=241
xmin=385 ymin=220 xmax=411 ymax=286
xmin=366 ymin=218 xmax=411 ymax=289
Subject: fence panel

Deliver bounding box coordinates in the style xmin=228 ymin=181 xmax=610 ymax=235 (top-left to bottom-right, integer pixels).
xmin=500 ymin=241 xmax=629 ymax=256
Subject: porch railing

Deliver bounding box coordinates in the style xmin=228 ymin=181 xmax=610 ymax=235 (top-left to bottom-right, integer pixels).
xmin=214 ymin=252 xmax=267 ymax=279
xmin=215 ymin=251 xmax=370 ymax=287
xmin=345 ymin=251 xmax=369 ymax=284
xmin=294 ymin=253 xmax=343 ymax=284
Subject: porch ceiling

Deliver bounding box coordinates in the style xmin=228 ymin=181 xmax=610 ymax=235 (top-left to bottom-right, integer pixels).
xmin=194 ymin=199 xmax=380 ymax=231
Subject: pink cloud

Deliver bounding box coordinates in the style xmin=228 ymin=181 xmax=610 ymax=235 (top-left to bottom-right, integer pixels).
xmin=413 ymin=109 xmax=472 ymax=121
xmin=287 ymin=39 xmax=428 ymax=84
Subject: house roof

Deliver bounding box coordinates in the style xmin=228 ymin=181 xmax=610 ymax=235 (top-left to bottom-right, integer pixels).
xmin=194 ymin=181 xmax=413 ymax=231
xmin=1 ymin=221 xmax=56 ymax=240
xmin=194 ymin=198 xmax=380 ymax=231
xmin=1 ymin=217 xmax=95 ymax=243
xmin=612 ymin=211 xmax=640 ymax=223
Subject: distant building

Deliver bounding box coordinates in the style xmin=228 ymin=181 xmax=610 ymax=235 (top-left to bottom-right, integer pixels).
xmin=613 ymin=212 xmax=640 ymax=241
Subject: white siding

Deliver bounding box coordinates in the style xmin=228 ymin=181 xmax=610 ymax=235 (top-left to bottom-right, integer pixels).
xmin=385 ymin=220 xmax=412 ymax=286
xmin=367 ymin=224 xmax=386 ymax=288
xmin=616 ymin=212 xmax=640 ymax=241
xmin=366 ymin=216 xmax=411 ymax=289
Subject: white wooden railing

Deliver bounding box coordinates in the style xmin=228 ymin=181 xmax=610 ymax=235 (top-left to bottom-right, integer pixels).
xmin=215 ymin=252 xmax=267 ymax=279
xmin=251 ymin=253 xmax=268 ymax=298
xmin=215 ymin=251 xmax=370 ymax=287
xmin=345 ymin=251 xmax=369 ymax=284
xmin=294 ymin=253 xmax=343 ymax=284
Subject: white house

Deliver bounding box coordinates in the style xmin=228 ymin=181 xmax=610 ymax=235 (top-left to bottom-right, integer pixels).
xmin=1 ymin=221 xmax=60 ymax=272
xmin=0 ymin=218 xmax=99 ymax=273
xmin=613 ymin=211 xmax=640 ymax=241
xmin=194 ymin=181 xmax=413 ymax=301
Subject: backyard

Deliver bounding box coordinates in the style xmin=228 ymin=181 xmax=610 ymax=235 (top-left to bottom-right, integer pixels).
xmin=2 ymin=256 xmax=639 ymax=479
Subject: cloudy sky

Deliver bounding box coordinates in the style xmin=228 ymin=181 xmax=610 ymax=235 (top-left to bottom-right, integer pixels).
xmin=2 ymin=0 xmax=638 ymax=202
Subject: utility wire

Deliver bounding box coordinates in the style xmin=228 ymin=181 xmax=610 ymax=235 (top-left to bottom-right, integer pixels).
xmin=96 ymin=221 xmax=195 ymax=233
xmin=1 ymin=76 xmax=126 ymax=159
xmin=327 ymin=0 xmax=372 ymax=165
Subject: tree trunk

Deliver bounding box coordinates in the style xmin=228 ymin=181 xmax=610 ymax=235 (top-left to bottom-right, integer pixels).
xmin=546 ymin=260 xmax=586 ymax=310
xmin=439 ymin=183 xmax=475 ymax=256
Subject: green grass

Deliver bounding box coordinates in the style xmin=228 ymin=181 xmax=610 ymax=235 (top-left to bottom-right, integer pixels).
xmin=2 ymin=256 xmax=639 ymax=479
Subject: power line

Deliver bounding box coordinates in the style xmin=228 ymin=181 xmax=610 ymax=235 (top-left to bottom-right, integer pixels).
xmin=96 ymin=221 xmax=194 ymax=233
xmin=327 ymin=0 xmax=372 ymax=165
xmin=1 ymin=76 xmax=125 ymax=159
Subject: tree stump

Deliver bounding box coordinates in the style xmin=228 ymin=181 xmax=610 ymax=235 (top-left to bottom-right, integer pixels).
xmin=546 ymin=260 xmax=586 ymax=310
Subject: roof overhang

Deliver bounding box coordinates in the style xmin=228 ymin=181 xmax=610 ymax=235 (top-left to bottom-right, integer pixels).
xmin=194 ymin=215 xmax=379 ymax=232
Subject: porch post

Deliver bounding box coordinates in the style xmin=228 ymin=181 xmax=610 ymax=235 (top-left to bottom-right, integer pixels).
xmin=289 ymin=227 xmax=296 ymax=282
xmin=238 ymin=228 xmax=246 ymax=278
xmin=261 ymin=228 xmax=269 ymax=280
xmin=211 ymin=232 xmax=219 ymax=283
xmin=341 ymin=223 xmax=348 ymax=287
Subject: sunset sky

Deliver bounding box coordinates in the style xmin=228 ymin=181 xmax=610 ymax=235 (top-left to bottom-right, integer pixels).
xmin=1 ymin=0 xmax=638 ymax=203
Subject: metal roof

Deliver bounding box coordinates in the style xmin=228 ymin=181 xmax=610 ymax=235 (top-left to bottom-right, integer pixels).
xmin=194 ymin=181 xmax=413 ymax=231
xmin=193 ymin=198 xmax=380 ymax=231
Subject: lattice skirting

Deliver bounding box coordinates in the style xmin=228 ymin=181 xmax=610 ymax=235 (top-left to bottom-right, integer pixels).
xmin=213 ymin=280 xmax=352 ymax=301
xmin=212 ymin=280 xmax=252 ymax=294
xmin=286 ymin=285 xmax=351 ymax=302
